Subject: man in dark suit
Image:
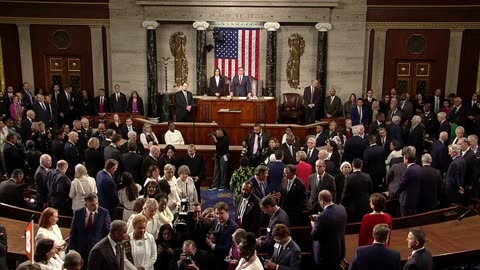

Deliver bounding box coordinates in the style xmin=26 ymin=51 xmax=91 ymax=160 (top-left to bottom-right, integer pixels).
xmin=314 ymin=124 xmax=328 ymax=147
xmin=377 ymin=127 xmax=391 ymax=153
xmin=87 ymin=220 xmax=128 ymax=270
xmin=205 ymin=202 xmax=238 ymax=270
xmin=386 ymin=97 xmax=403 ymax=123
xmin=169 ymin=240 xmax=210 ymax=270
xmin=141 ymin=145 xmax=161 ymax=185
xmin=2 ymin=133 xmax=26 ymax=176
xmin=430 ymin=88 xmax=444 ymax=114
xmin=303 ymin=80 xmax=322 ymax=124
xmin=235 ymin=182 xmax=261 ymax=236
xmin=32 ymin=94 xmax=50 ymax=127
xmin=121 ymin=141 xmax=144 ymax=185
xmin=448 ymin=96 xmax=467 ymax=127
xmin=459 ymin=137 xmax=477 ymax=205
xmin=120 ymin=131 xmax=144 ymax=156
xmin=34 ymin=154 xmax=52 ymax=210
xmin=349 ymin=224 xmax=401 ymax=270
xmin=407 ymin=115 xmax=424 ymax=157
xmin=307 ymin=159 xmax=336 ymax=213
xmin=279 ymin=164 xmax=306 ymax=216
xmin=368 ymin=112 xmax=386 ymax=137
xmin=119 ymin=118 xmax=138 ymax=139
xmin=423 ymin=103 xmax=437 ymax=138
xmin=180 ymin=144 xmax=206 ymax=201
xmin=93 ymin=88 xmax=109 ymax=116
xmin=403 ymin=228 xmax=433 ymax=270
xmin=20 ymin=110 xmax=35 ymax=141
xmin=3 ymin=86 xmax=14 ymax=114
xmin=418 ymin=154 xmax=442 ymax=213
xmin=387 ymin=115 xmax=403 ymax=147
xmin=0 ymin=169 xmax=28 ymax=208
xmin=431 ymin=131 xmax=451 ymax=174
xmin=109 ymin=84 xmax=128 ymax=113
xmin=96 ymin=159 xmax=120 ymax=218
xmin=230 ymin=67 xmax=252 ymax=97
xmin=64 ymin=131 xmax=81 ymax=180
xmin=70 ymin=193 xmax=111 ymax=266
xmin=57 ymin=86 xmax=75 ymax=127
xmin=324 ymin=88 xmax=343 ymax=118
xmin=399 ymin=93 xmax=415 ymax=122
xmin=341 ymin=159 xmax=372 ymax=223
xmin=44 ymin=95 xmax=57 ymax=130
xmin=175 ymin=82 xmax=194 ymax=122
xmin=79 ymin=90 xmax=93 ymax=116
xmin=311 ymin=190 xmax=347 ymax=270
xmin=351 ymin=98 xmax=370 ymax=126
xmin=264 ymin=224 xmax=302 ymax=270
xmin=20 ymin=82 xmax=34 ymax=109
xmin=257 ymin=196 xmax=290 ymax=256
xmin=248 ymin=165 xmax=270 ymax=199
xmin=343 ymin=126 xmax=368 ymax=163
xmin=305 ymin=136 xmax=319 ymax=170
xmin=242 ymin=124 xmax=271 ymax=167
xmin=104 ymin=134 xmax=122 ymax=165
xmin=397 ymin=150 xmax=421 ymax=216
xmin=46 ymin=160 xmax=72 ymax=215
xmin=280 ymin=134 xmax=300 ymax=165
xmin=446 ymin=144 xmax=466 ymax=204
xmin=362 ymin=135 xmax=387 ymax=192
xmin=437 ymin=112 xmax=451 ymax=140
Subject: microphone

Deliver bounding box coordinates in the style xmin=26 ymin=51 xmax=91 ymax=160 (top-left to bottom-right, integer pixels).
xmin=458 ymin=208 xmax=480 ymax=221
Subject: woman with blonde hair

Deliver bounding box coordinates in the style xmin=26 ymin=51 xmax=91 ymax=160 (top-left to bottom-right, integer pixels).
xmin=84 ymin=137 xmax=104 ymax=177
xmin=124 ymin=214 xmax=157 ymax=270
xmin=160 ymin=164 xmax=181 ymax=211
xmin=176 ymin=165 xmax=198 ymax=204
xmin=140 ymin=123 xmax=158 ymax=148
xmin=35 ymin=208 xmax=67 ymax=259
xmin=127 ymin=198 xmax=161 ymax=240
xmin=69 ymin=164 xmax=97 ymax=211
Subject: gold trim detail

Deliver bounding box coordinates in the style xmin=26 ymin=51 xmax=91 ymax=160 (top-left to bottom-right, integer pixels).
xmin=367 ymin=22 xmax=480 ymax=29
xmin=0 ymin=16 xmax=109 ymax=26
xmin=368 ymin=5 xmax=480 ymax=8
xmin=0 ymin=36 xmax=5 ymax=95
xmin=0 ymin=0 xmax=108 ymax=5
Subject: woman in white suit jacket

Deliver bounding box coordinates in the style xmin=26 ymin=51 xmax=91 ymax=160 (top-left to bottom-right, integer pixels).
xmin=125 ymin=214 xmax=157 ymax=270
xmin=69 ymin=164 xmax=97 ymax=210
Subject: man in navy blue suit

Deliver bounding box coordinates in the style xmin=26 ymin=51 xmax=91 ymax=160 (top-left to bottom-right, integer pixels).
xmin=349 ymin=224 xmax=401 ymax=270
xmin=264 ymin=224 xmax=302 ymax=270
xmin=363 ymin=135 xmax=387 ymax=193
xmin=351 ymin=98 xmax=369 ymax=126
xmin=96 ymin=159 xmax=119 ymax=218
xmin=69 ymin=193 xmax=111 ymax=266
xmin=431 ymin=131 xmax=451 ymax=174
xmin=230 ymin=67 xmax=252 ymax=97
xmin=311 ymin=190 xmax=347 ymax=270
xmin=445 ymin=144 xmax=466 ymax=204
xmin=403 ymin=228 xmax=433 ymax=270
xmin=397 ymin=150 xmax=421 ymax=216
xmin=109 ymin=84 xmax=128 ymax=113
xmin=206 ymin=202 xmax=238 ymax=270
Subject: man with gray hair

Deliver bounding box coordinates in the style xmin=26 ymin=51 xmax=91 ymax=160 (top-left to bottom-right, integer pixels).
xmin=70 ymin=192 xmax=111 ymax=267
xmin=437 ymin=111 xmax=451 ymax=139
xmin=459 ymin=137 xmax=477 ymax=205
xmin=446 ymin=144 xmax=466 ymax=204
xmin=64 ymin=131 xmax=81 ymax=179
xmin=87 ymin=220 xmax=128 ymax=270
xmin=34 ymin=154 xmax=52 ymax=210
xmin=120 ymin=130 xmax=145 ymax=156
xmin=141 ymin=145 xmax=161 ymax=184
xmin=407 ymin=115 xmax=424 ymax=157
xmin=388 ymin=115 xmax=403 ymax=147
xmin=46 ymin=160 xmax=71 ymax=215
xmin=343 ymin=125 xmax=368 ymax=163
xmin=418 ymin=154 xmax=442 ymax=213
xmin=63 ymin=250 xmax=83 ymax=270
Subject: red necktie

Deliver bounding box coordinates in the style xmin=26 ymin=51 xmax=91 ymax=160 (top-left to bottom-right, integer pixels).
xmin=100 ymin=97 xmax=104 ymax=113
xmin=240 ymin=76 xmax=242 ymax=84
xmin=87 ymin=212 xmax=93 ymax=231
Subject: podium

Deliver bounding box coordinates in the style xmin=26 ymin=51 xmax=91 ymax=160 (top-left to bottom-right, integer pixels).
xmin=217 ymin=109 xmax=242 ymax=126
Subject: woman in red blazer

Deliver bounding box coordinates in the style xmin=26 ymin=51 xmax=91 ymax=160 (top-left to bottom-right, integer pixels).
xmin=358 ymin=193 xmax=393 ymax=247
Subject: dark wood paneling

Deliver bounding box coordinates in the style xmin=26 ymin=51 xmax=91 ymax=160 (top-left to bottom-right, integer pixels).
xmin=368 ymin=0 xmax=480 ymax=5
xmin=0 ymin=2 xmax=109 ymax=19
xmin=30 ymin=25 xmax=93 ymax=96
xmin=457 ymin=30 xmax=480 ymax=100
xmin=383 ymin=29 xmax=450 ymax=97
xmin=0 ymin=24 xmax=22 ymax=90
xmin=368 ymin=7 xmax=480 ymax=22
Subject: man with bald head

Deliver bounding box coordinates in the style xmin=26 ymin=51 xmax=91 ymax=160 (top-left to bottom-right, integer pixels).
xmin=307 ymin=159 xmax=335 ymax=213
xmin=317 ymin=149 xmax=335 ymax=175
xmin=324 ymin=88 xmax=342 ymax=118
xmin=64 ymin=131 xmax=81 ymax=179
xmin=21 ymin=109 xmax=36 ymax=140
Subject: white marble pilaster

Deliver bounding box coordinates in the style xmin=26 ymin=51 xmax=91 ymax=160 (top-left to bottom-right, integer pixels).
xmin=315 ymin=22 xmax=332 ymax=32
xmin=90 ymin=25 xmax=105 ymax=92
xmin=371 ymin=29 xmax=387 ymax=96
xmin=17 ymin=24 xmax=35 ymax=88
xmin=362 ymin=28 xmax=372 ymax=96
xmin=445 ymin=29 xmax=464 ymax=95
xmin=264 ymin=22 xmax=280 ymax=32
xmin=105 ymin=25 xmax=112 ymax=94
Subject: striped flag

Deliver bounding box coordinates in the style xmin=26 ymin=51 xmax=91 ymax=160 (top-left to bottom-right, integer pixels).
xmin=214 ymin=28 xmax=260 ymax=80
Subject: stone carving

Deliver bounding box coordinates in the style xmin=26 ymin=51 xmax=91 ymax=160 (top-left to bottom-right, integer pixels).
xmin=169 ymin=32 xmax=188 ymax=86
xmin=286 ymin=33 xmax=305 ymax=89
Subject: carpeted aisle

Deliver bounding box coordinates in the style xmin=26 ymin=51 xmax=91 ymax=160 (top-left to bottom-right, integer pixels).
xmin=200 ymin=187 xmax=235 ymax=217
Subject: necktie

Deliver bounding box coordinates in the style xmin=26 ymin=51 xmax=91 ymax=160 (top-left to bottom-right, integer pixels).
xmin=307 ymin=150 xmax=312 ymax=160
xmin=239 ymin=199 xmax=247 ymax=220
xmin=215 ymin=222 xmax=222 ymax=232
xmin=310 ymin=87 xmax=314 ymax=104
xmin=66 ymin=93 xmax=70 ymax=103
xmin=358 ymin=107 xmax=362 ymax=122
xmin=253 ymin=134 xmax=259 ymax=155
xmin=381 ymin=138 xmax=385 ymax=147
xmin=128 ymin=126 xmax=132 ymax=132
xmin=184 ymin=91 xmax=188 ymax=105
xmin=86 ymin=212 xmax=93 ymax=231
xmin=277 ymin=245 xmax=284 ymax=257
xmin=116 ymin=93 xmax=119 ymax=102
xmin=317 ymin=175 xmax=322 ymax=190
xmin=289 ymin=145 xmax=293 ymax=157
xmin=330 ymin=96 xmax=334 ymax=104
xmin=435 ymin=97 xmax=439 ymax=113
xmin=239 ymin=76 xmax=243 ymax=84
xmin=287 ymin=180 xmax=292 ymax=192
xmin=115 ymin=243 xmax=122 ymax=266
xmin=260 ymin=181 xmax=266 ymax=197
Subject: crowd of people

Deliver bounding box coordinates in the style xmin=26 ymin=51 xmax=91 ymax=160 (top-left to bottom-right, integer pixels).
xmin=0 ymin=81 xmax=478 ymax=270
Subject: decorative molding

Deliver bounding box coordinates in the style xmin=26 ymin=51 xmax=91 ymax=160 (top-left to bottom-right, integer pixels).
xmin=142 ymin=20 xmax=159 ymax=30
xmin=0 ymin=0 xmax=108 ymax=4
xmin=192 ymin=21 xmax=209 ymax=31
xmin=0 ymin=16 xmax=109 ymax=26
xmin=367 ymin=22 xmax=480 ymax=29
xmin=315 ymin=22 xmax=332 ymax=32
xmin=368 ymin=5 xmax=480 ymax=8
xmin=208 ymin=21 xmax=264 ymax=29
xmin=263 ymin=22 xmax=280 ymax=31
xmin=137 ymin=0 xmax=339 ymax=8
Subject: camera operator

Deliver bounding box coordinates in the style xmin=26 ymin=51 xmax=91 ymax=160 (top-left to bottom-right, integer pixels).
xmin=170 ymin=240 xmax=209 ymax=270
xmin=242 ymin=124 xmax=271 ymax=167
xmin=209 ymin=128 xmax=229 ymax=190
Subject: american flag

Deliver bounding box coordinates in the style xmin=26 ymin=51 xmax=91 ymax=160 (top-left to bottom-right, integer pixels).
xmin=214 ymin=28 xmax=260 ymax=80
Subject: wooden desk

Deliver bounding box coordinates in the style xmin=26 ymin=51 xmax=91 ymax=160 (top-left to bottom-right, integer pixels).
xmin=194 ymin=96 xmax=277 ymax=124
xmin=1 ymin=217 xmax=70 ymax=256
xmin=217 ymin=109 xmax=242 ymax=126
xmin=84 ymin=112 xmax=142 ymax=127
xmin=345 ymin=215 xmax=480 ymax=265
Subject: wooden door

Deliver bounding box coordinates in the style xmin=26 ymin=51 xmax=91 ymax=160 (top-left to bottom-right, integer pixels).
xmin=46 ymin=56 xmax=82 ymax=93
xmin=395 ymin=61 xmax=432 ymax=97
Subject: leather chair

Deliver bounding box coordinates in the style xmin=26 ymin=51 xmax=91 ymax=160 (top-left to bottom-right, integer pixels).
xmin=279 ymin=93 xmax=303 ymax=124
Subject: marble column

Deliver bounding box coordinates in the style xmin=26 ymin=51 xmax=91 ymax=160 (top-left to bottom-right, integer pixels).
xmin=363 ymin=28 xmax=372 ymax=95
xmin=371 ymin=29 xmax=387 ymax=96
xmin=264 ymin=22 xmax=280 ymax=97
xmin=445 ymin=29 xmax=464 ymax=96
xmin=315 ymin=23 xmax=331 ymax=119
xmin=17 ymin=24 xmax=35 ymax=88
xmin=90 ymin=25 xmax=105 ymax=92
xmin=142 ymin=20 xmax=159 ymax=118
xmin=193 ymin=21 xmax=210 ymax=95
xmin=105 ymin=25 xmax=112 ymax=93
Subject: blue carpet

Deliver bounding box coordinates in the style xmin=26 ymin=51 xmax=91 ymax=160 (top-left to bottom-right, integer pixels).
xmin=200 ymin=187 xmax=235 ymax=217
